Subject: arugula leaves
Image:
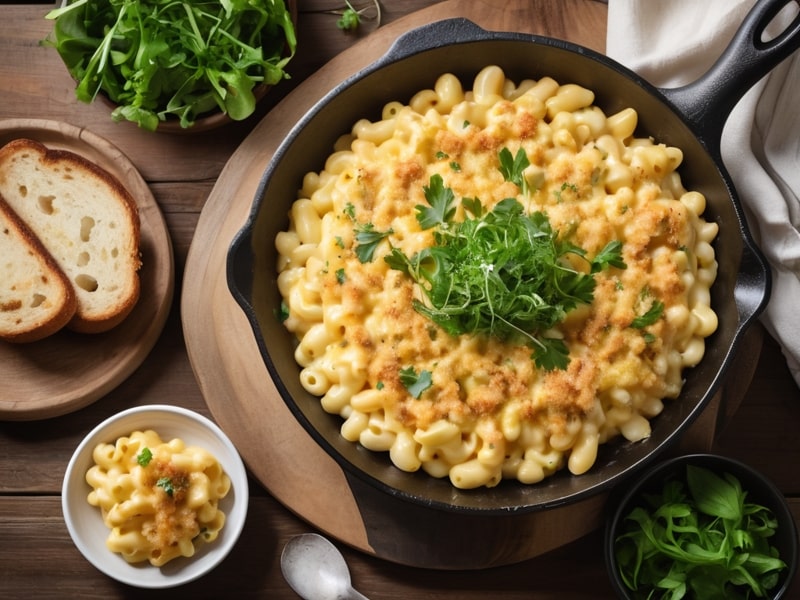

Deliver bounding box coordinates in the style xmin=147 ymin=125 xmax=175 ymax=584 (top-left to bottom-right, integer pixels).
xmin=615 ymin=465 xmax=787 ymax=599
xmin=383 ymin=149 xmax=626 ymax=371
xmin=44 ymin=0 xmax=296 ymax=130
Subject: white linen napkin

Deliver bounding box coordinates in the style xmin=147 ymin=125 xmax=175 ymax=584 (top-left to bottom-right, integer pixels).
xmin=607 ymin=0 xmax=800 ymax=387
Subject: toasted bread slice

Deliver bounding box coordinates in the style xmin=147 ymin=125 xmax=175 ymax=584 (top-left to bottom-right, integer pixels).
xmin=0 ymin=139 xmax=141 ymax=333
xmin=0 ymin=195 xmax=77 ymax=342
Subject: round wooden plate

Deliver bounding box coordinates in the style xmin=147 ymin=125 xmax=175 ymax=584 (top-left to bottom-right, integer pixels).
xmin=0 ymin=119 xmax=174 ymax=421
xmin=182 ymin=0 xmax=759 ymax=568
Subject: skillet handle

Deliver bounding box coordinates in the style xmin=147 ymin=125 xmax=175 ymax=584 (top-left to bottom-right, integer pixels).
xmin=662 ymin=0 xmax=800 ymax=156
xmin=382 ymin=17 xmax=489 ymax=61
xmin=226 ymin=226 xmax=256 ymax=315
xmin=734 ymin=241 xmax=772 ymax=333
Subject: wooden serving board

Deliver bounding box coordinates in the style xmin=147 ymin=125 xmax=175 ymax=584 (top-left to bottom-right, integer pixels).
xmin=0 ymin=119 xmax=174 ymax=421
xmin=182 ymin=0 xmax=762 ymax=568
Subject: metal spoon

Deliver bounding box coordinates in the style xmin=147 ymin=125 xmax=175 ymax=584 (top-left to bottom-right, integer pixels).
xmin=281 ymin=533 xmax=370 ymax=600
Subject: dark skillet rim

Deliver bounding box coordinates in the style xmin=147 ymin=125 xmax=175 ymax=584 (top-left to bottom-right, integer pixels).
xmin=227 ymin=21 xmax=768 ymax=515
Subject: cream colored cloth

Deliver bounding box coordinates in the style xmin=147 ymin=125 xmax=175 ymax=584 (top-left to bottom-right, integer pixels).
xmin=607 ymin=0 xmax=800 ymax=386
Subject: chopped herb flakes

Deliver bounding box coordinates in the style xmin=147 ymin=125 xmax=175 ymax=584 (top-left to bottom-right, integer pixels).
xmin=136 ymin=447 xmax=152 ymax=467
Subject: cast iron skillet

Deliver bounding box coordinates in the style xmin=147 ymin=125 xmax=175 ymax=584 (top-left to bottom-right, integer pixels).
xmin=228 ymin=0 xmax=798 ymax=515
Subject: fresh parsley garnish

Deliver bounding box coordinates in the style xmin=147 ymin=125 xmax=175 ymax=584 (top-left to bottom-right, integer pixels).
xmin=592 ymin=240 xmax=627 ymax=273
xmin=354 ymin=223 xmax=393 ymax=263
xmin=615 ymin=465 xmax=787 ymax=598
xmin=399 ymin=366 xmax=433 ymax=399
xmin=156 ymin=477 xmax=175 ymax=497
xmin=335 ymin=0 xmax=381 ymax=33
xmin=498 ymin=147 xmax=531 ymax=196
xmin=335 ymin=268 xmax=346 ymax=284
xmin=275 ymin=300 xmax=290 ymax=323
xmin=386 ymin=150 xmax=626 ymax=371
xmin=417 ymin=174 xmax=456 ymax=229
xmin=631 ymin=299 xmax=664 ymax=329
xmin=136 ymin=447 xmax=152 ymax=467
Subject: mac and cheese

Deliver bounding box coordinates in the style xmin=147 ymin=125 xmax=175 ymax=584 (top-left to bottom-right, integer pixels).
xmin=86 ymin=430 xmax=231 ymax=566
xmin=275 ymin=66 xmax=719 ymax=489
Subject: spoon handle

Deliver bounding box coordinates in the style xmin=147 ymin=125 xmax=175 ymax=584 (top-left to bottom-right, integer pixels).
xmin=347 ymin=591 xmax=370 ymax=600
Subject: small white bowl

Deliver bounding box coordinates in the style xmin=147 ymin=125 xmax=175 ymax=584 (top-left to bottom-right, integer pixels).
xmin=62 ymin=404 xmax=249 ymax=588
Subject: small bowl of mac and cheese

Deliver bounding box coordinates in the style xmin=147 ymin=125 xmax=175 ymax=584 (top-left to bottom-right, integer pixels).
xmin=62 ymin=405 xmax=249 ymax=588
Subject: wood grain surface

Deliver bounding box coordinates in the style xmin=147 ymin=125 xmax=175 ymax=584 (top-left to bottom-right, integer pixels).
xmin=1 ymin=1 xmax=798 ymax=598
xmin=0 ymin=119 xmax=174 ymax=420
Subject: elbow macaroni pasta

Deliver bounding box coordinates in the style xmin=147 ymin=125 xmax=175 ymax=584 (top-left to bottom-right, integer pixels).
xmin=274 ymin=66 xmax=719 ymax=489
xmin=86 ymin=430 xmax=231 ymax=566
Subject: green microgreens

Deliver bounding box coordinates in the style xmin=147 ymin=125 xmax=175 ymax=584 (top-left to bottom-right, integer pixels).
xmin=136 ymin=447 xmax=153 ymax=467
xmin=385 ymin=148 xmax=626 ymax=371
xmin=615 ymin=465 xmax=787 ymax=599
xmin=44 ymin=0 xmax=297 ymax=131
xmin=399 ymin=366 xmax=433 ymax=399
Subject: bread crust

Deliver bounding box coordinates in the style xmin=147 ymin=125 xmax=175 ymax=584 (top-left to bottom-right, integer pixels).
xmin=0 ymin=138 xmax=141 ymax=334
xmin=0 ymin=195 xmax=78 ymax=343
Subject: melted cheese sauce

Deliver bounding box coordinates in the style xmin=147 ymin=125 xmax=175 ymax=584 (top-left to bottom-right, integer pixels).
xmin=276 ymin=68 xmax=718 ymax=487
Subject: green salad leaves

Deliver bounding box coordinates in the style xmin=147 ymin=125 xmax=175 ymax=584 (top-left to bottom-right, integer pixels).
xmin=615 ymin=465 xmax=787 ymax=599
xmin=44 ymin=0 xmax=297 ymax=130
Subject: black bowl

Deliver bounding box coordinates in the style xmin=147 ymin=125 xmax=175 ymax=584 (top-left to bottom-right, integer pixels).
xmin=604 ymin=453 xmax=798 ymax=599
xmin=227 ymin=18 xmax=775 ymax=515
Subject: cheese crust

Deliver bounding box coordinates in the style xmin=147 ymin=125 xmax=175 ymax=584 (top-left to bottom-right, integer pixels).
xmin=275 ymin=66 xmax=719 ymax=488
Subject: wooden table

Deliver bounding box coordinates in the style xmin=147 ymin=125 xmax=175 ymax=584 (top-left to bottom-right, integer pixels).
xmin=1 ymin=1 xmax=798 ymax=598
